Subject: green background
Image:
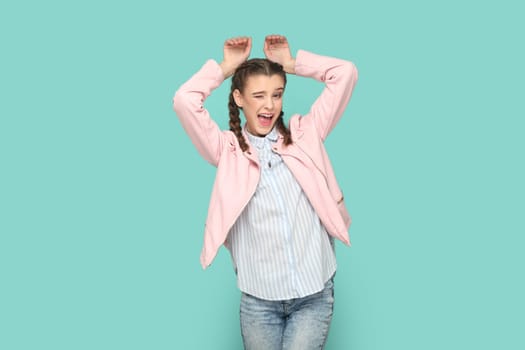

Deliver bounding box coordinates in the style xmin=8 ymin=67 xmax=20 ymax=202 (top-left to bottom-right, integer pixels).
xmin=1 ymin=0 xmax=523 ymax=349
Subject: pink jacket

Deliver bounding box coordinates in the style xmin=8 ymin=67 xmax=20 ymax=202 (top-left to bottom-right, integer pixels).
xmin=173 ymin=50 xmax=358 ymax=269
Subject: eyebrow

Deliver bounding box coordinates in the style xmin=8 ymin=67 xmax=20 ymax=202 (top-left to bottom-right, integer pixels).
xmin=251 ymin=88 xmax=284 ymax=95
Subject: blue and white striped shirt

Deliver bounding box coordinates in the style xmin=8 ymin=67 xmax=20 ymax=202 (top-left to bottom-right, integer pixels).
xmin=225 ymin=127 xmax=337 ymax=301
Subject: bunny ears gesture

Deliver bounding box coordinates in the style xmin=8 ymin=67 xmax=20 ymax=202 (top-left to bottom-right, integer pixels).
xmin=219 ymin=35 xmax=296 ymax=78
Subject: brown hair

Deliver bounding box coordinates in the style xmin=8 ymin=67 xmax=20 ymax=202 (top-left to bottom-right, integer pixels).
xmin=228 ymin=59 xmax=292 ymax=152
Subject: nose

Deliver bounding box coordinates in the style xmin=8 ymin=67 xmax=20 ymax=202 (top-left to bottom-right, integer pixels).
xmin=264 ymin=96 xmax=274 ymax=109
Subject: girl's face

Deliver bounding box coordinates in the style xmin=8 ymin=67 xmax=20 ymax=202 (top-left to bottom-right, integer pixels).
xmin=233 ymin=74 xmax=285 ymax=137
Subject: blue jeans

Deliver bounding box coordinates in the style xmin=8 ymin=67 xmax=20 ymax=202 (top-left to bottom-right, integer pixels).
xmin=240 ymin=278 xmax=334 ymax=350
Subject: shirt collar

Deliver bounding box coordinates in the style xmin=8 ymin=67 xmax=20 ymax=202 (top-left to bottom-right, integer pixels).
xmin=245 ymin=126 xmax=279 ymax=149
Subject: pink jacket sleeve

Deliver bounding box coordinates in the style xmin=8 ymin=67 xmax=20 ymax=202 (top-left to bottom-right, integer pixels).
xmin=294 ymin=50 xmax=358 ymax=141
xmin=173 ymin=60 xmax=226 ymax=167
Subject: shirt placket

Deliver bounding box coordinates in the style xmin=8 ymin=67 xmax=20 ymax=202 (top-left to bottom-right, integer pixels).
xmin=267 ymin=143 xmax=299 ymax=296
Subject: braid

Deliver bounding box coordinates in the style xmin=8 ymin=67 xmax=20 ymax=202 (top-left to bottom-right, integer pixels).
xmin=275 ymin=111 xmax=293 ymax=146
xmin=228 ymin=93 xmax=249 ymax=152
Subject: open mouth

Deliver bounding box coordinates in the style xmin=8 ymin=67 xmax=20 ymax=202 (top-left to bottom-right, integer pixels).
xmin=257 ymin=113 xmax=274 ymax=127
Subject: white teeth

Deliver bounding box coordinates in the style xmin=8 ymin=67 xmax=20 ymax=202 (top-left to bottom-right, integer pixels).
xmin=258 ymin=114 xmax=273 ymax=118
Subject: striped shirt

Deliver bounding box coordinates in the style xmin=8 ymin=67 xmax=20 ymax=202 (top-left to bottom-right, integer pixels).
xmin=224 ymin=127 xmax=337 ymax=301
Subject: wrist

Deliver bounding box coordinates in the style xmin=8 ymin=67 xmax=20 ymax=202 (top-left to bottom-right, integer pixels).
xmin=283 ymin=58 xmax=296 ymax=74
xmin=219 ymin=61 xmax=235 ymax=79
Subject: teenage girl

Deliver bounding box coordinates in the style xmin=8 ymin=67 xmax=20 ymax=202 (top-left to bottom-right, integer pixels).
xmin=173 ymin=35 xmax=358 ymax=350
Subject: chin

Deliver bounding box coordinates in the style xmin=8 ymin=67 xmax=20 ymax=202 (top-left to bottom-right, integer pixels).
xmin=258 ymin=125 xmax=275 ymax=136
xmin=254 ymin=130 xmax=269 ymax=137
xmin=247 ymin=124 xmax=272 ymax=137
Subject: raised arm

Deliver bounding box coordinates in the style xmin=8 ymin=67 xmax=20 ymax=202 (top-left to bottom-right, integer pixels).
xmin=263 ymin=35 xmax=358 ymax=141
xmin=295 ymin=50 xmax=358 ymax=141
xmin=173 ymin=37 xmax=252 ymax=166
